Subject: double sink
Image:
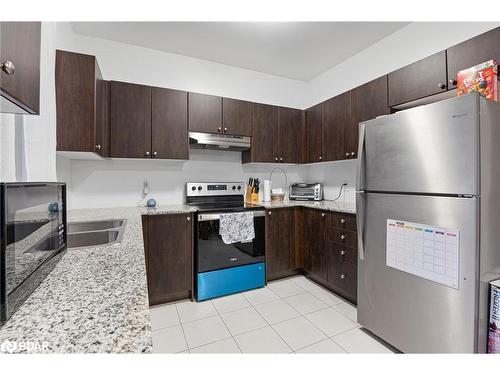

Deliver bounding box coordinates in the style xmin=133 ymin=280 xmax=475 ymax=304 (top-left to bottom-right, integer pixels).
xmin=67 ymin=219 xmax=126 ymax=249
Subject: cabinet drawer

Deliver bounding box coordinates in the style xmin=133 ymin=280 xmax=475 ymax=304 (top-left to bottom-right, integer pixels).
xmin=328 ymin=241 xmax=357 ymax=266
xmin=328 ymin=212 xmax=357 ymax=232
xmin=327 ymin=260 xmax=357 ymax=303
xmin=328 ymin=228 xmax=357 ymax=249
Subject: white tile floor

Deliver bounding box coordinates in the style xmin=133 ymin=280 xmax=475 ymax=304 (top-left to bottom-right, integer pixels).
xmin=150 ymin=275 xmax=395 ymax=354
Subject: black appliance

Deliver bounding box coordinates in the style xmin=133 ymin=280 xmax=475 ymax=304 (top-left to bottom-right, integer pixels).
xmin=186 ymin=182 xmax=265 ymax=301
xmin=1 ymin=182 xmax=66 ymax=323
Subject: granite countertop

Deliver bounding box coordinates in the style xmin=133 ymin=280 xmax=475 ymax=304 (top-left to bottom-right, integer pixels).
xmin=254 ymin=200 xmax=356 ymax=214
xmin=0 ymin=207 xmax=155 ymax=354
xmin=0 ymin=201 xmax=353 ymax=353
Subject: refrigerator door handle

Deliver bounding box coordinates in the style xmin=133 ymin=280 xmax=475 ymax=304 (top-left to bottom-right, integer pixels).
xmin=356 ymin=123 xmax=366 ymax=191
xmin=356 ymin=191 xmax=365 ymax=260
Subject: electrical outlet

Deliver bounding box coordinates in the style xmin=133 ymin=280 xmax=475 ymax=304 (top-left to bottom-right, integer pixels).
xmin=143 ymin=177 xmax=149 ymax=197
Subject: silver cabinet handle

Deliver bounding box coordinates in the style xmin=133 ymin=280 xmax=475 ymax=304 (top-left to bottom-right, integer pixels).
xmin=274 ymin=157 xmax=278 ymax=162
xmin=318 ymin=156 xmax=323 ymax=160
xmin=145 ymin=151 xmax=150 ymax=156
xmin=321 ymin=212 xmax=325 ymax=217
xmin=345 ymin=152 xmax=349 ymax=157
xmin=279 ymin=157 xmax=283 ymax=162
xmin=340 ymin=274 xmax=346 ymax=279
xmin=449 ymin=79 xmax=457 ymax=86
xmin=186 ymin=216 xmax=191 ymax=222
xmin=218 ymin=126 xmax=222 ymax=132
xmin=340 ymin=218 xmax=345 ymax=224
xmin=1 ymin=60 xmax=15 ymax=75
xmin=356 ymin=123 xmax=366 ymax=191
xmin=340 ymin=250 xmax=345 ymax=255
xmin=438 ymin=82 xmax=446 ymax=90
xmin=351 ymin=152 xmax=356 ymax=157
xmin=95 ymin=144 xmax=101 ymax=150
xmin=340 ymin=234 xmax=346 ymax=240
xmin=153 ymin=151 xmax=158 ymax=157
xmin=356 ymin=192 xmax=366 ymax=260
xmin=224 ymin=127 xmax=228 ymax=132
xmin=268 ymin=211 xmax=272 ymax=216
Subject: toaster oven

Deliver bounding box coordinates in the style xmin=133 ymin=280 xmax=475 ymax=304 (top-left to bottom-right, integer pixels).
xmin=289 ymin=183 xmax=323 ymax=201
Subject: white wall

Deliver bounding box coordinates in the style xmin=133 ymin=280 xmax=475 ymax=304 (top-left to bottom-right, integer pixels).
xmin=68 ymin=149 xmax=304 ymax=209
xmin=0 ymin=23 xmax=58 ymax=182
xmin=55 ymin=23 xmax=306 ymax=109
xmin=52 ymin=22 xmax=500 ymax=209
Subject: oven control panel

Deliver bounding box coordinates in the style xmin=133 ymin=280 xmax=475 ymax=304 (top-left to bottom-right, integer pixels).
xmin=186 ymin=182 xmax=245 ymax=196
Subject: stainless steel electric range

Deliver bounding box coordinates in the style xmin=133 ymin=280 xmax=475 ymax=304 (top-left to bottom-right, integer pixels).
xmin=186 ymin=182 xmax=265 ymax=301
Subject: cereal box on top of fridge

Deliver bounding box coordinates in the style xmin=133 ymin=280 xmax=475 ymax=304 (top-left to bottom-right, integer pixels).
xmin=457 ymin=59 xmax=498 ymax=101
xmin=488 ymin=279 xmax=500 ymax=353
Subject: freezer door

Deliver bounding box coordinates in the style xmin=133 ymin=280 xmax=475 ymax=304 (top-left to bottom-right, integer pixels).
xmin=357 ymin=192 xmax=479 ymax=353
xmin=357 ymin=94 xmax=479 ymax=195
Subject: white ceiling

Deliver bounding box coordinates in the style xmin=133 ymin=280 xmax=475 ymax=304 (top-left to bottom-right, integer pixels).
xmin=70 ymin=22 xmax=409 ymax=81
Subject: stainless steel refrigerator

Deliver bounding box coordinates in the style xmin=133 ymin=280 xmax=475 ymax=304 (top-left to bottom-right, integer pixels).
xmin=356 ymin=93 xmax=500 ymax=353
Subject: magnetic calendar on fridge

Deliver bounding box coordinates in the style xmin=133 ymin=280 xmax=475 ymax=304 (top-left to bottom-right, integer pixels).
xmin=386 ymin=219 xmax=460 ymax=289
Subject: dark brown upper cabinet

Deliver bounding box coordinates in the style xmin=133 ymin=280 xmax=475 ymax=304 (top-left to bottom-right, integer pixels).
xmin=278 ymin=107 xmax=303 ymax=164
xmin=188 ymin=92 xmax=222 ymax=134
xmin=110 ymin=81 xmax=189 ymax=160
xmin=152 ymin=87 xmax=189 ymax=160
xmin=447 ymin=27 xmax=500 ymax=89
xmin=222 ymin=97 xmax=253 ymax=136
xmin=56 ymin=50 xmax=109 ymax=157
xmin=110 ymin=81 xmax=152 ymax=158
xmin=388 ymin=51 xmax=448 ymax=107
xmin=305 ymin=103 xmax=323 ymax=163
xmin=349 ymin=76 xmax=389 ymax=159
xmin=323 ymin=91 xmax=350 ymax=162
xmin=142 ymin=213 xmax=193 ymax=306
xmin=0 ymin=22 xmax=41 ymax=115
xmin=242 ymin=103 xmax=279 ymax=163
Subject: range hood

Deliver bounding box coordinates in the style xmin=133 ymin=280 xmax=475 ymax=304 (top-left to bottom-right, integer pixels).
xmin=189 ymin=132 xmax=251 ymax=152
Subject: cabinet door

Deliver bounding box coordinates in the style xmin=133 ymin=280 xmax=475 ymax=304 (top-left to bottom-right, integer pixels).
xmin=323 ymin=92 xmax=350 ymax=161
xmin=349 ymin=76 xmax=389 ymax=159
xmin=305 ymin=103 xmax=323 ymax=163
xmin=266 ymin=208 xmax=295 ymax=280
xmin=152 ymin=87 xmax=188 ymax=160
xmin=188 ymin=92 xmax=222 ymax=134
xmin=0 ymin=22 xmax=41 ymax=114
xmin=142 ymin=214 xmax=193 ymax=306
xmin=222 ymin=97 xmax=253 ymax=136
xmin=243 ymin=103 xmax=279 ymax=163
xmin=56 ymin=50 xmax=98 ymax=153
xmin=447 ymin=27 xmax=500 ymax=89
xmin=110 ymin=81 xmax=152 ymax=158
xmin=278 ymin=107 xmax=303 ymax=163
xmin=303 ymin=209 xmax=327 ymax=280
xmin=388 ymin=51 xmax=448 ymax=106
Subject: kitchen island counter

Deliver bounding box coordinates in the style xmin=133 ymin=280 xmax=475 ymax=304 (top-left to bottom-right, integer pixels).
xmin=0 ymin=207 xmax=159 ymax=353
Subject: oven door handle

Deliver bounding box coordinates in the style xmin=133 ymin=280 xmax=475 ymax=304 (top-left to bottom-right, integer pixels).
xmin=198 ymin=210 xmax=265 ymax=222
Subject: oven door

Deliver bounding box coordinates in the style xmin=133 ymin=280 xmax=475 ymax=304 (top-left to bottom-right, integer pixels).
xmin=196 ymin=210 xmax=265 ymax=273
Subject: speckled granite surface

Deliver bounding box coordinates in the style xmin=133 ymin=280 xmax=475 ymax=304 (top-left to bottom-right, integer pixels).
xmin=0 ymin=207 xmax=154 ymax=354
xmin=0 ymin=201 xmax=352 ymax=353
xmin=254 ymin=200 xmax=356 ymax=214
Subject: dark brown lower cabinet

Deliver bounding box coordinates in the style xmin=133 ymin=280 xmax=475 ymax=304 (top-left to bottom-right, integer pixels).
xmin=265 ymin=207 xmax=358 ymax=304
xmin=325 ymin=211 xmax=358 ymax=304
xmin=265 ymin=208 xmax=297 ymax=280
xmin=142 ymin=213 xmax=193 ymax=306
xmin=302 ymin=209 xmax=327 ymax=280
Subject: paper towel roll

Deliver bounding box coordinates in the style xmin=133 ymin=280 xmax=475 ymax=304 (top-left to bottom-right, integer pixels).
xmin=263 ymin=180 xmax=271 ymax=202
